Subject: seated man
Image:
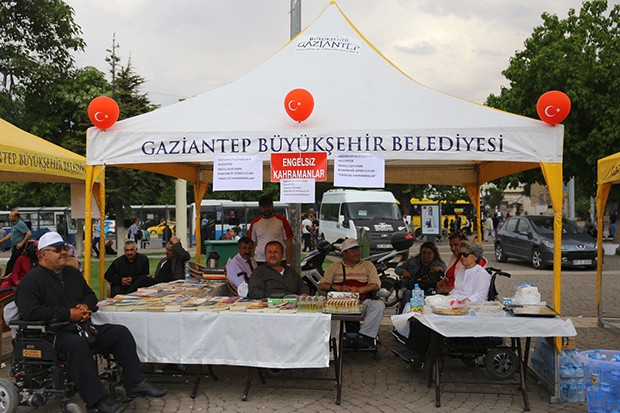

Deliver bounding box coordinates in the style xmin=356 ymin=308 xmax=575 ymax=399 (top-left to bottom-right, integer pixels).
xmin=319 ymin=238 xmax=385 ymax=348
xmin=247 ymin=241 xmax=309 ymax=299
xmin=392 ymin=240 xmax=491 ymax=369
xmin=15 ymin=232 xmax=166 ymax=413
xmin=128 ymin=236 xmax=190 ymax=293
xmin=225 ymin=237 xmax=257 ymax=297
xmin=104 ymin=240 xmax=150 ymax=297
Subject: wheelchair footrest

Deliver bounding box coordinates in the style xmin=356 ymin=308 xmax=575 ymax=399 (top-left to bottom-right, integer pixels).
xmin=391 ymin=346 xmax=424 ymax=371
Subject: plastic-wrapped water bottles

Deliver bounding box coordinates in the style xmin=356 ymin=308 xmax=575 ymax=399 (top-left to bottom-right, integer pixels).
xmin=411 ymin=284 xmax=424 ymax=313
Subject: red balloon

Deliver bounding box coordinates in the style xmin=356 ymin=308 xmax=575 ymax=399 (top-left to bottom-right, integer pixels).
xmin=284 ymin=88 xmax=314 ymax=123
xmin=88 ymin=96 xmax=120 ymax=130
xmin=536 ymin=91 xmax=571 ymax=125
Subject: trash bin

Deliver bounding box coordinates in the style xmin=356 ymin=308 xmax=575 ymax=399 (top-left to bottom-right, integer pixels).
xmin=578 ymin=350 xmax=620 ymax=412
xmin=204 ymin=240 xmax=238 ymax=267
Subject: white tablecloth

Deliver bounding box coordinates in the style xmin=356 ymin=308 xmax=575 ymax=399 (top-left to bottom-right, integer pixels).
xmin=391 ymin=310 xmax=577 ymax=338
xmin=92 ymin=311 xmax=332 ymax=368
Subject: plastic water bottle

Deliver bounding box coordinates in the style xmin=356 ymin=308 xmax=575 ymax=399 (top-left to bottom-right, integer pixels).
xmin=409 ymin=294 xmax=416 ymax=313
xmin=418 ymin=285 xmax=425 ymax=313
xmin=184 ymin=261 xmax=191 ymax=282
xmin=413 ymin=284 xmax=424 ymax=313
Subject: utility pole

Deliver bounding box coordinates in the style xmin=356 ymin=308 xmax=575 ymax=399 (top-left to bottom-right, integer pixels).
xmin=290 ymin=0 xmax=301 ymax=39
xmin=289 ymin=0 xmax=303 ymax=275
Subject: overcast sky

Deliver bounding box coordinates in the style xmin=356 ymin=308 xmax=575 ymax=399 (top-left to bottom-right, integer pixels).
xmin=65 ymin=0 xmax=596 ymax=108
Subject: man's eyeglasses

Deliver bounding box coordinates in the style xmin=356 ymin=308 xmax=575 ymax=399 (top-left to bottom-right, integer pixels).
xmin=43 ymin=244 xmax=70 ymax=254
xmin=457 ymin=251 xmax=472 ymax=258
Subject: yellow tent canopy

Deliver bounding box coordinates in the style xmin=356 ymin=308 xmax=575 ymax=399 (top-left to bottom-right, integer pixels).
xmin=0 ymin=118 xmax=86 ymax=183
xmin=595 ymin=151 xmax=620 ymax=330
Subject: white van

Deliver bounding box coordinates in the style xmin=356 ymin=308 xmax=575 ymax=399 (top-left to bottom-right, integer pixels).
xmin=319 ymin=189 xmax=408 ymax=252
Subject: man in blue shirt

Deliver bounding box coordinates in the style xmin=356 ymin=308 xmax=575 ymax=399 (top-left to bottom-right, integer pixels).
xmin=0 ymin=210 xmax=32 ymax=274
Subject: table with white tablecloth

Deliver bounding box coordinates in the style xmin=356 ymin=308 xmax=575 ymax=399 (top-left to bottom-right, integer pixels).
xmin=93 ymin=311 xmax=331 ymax=368
xmin=391 ymin=310 xmax=577 ymax=410
xmin=93 ymin=310 xmax=358 ymax=404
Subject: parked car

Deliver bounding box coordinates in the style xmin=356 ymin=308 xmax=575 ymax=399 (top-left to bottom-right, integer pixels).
xmin=103 ymin=219 xmax=116 ymax=235
xmin=148 ymin=221 xmax=176 ymax=235
xmin=494 ymin=215 xmax=597 ymax=270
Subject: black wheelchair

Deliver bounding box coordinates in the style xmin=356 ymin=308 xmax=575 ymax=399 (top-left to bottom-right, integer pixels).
xmin=392 ymin=267 xmax=519 ymax=380
xmin=0 ymin=320 xmax=123 ymax=413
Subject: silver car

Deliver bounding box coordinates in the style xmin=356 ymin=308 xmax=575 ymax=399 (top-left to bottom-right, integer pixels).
xmin=494 ymin=215 xmax=597 ymax=269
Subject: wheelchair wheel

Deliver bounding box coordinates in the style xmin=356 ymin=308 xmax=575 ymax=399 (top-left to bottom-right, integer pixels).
xmin=111 ymin=386 xmax=127 ymax=402
xmin=62 ymin=401 xmax=82 ymax=413
xmin=0 ymin=378 xmax=19 ymax=413
xmin=484 ymin=347 xmax=518 ymax=380
xmin=373 ymin=341 xmax=382 ymax=360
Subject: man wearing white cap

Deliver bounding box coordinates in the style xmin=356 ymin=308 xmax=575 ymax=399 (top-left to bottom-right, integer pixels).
xmin=16 ymin=232 xmax=166 ymax=413
xmin=318 ymin=238 xmax=385 ymax=348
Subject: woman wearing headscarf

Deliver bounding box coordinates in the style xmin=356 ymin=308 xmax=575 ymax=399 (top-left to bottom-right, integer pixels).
xmin=0 ymin=240 xmax=38 ymax=298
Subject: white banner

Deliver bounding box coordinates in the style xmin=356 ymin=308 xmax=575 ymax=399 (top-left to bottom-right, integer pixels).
xmin=334 ymin=152 xmax=384 ymax=188
xmin=280 ymin=179 xmax=315 ymax=203
xmin=213 ymin=156 xmax=263 ymax=191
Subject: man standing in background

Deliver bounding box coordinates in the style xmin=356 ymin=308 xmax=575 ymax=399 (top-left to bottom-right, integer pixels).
xmin=248 ymin=194 xmax=293 ymax=265
xmin=0 ymin=210 xmax=32 ymax=274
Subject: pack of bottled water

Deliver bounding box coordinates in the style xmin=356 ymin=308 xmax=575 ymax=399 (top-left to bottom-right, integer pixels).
xmin=579 ymin=349 xmax=620 ymax=411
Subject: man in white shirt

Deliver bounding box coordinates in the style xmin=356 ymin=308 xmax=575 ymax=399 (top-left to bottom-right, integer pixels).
xmin=301 ymin=213 xmax=313 ymax=252
xmin=226 ymin=237 xmax=257 ymax=297
xmin=248 ymin=194 xmax=293 ymax=264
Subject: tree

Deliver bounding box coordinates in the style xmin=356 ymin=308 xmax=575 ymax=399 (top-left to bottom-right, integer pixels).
xmin=486 ymin=0 xmax=620 ymax=198
xmin=0 ymin=0 xmax=85 ymax=102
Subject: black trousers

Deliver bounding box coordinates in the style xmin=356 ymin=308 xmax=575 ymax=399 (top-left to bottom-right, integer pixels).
xmin=6 ymin=245 xmax=24 ymax=274
xmin=405 ymin=318 xmax=433 ymax=359
xmin=52 ymin=323 xmax=145 ymax=407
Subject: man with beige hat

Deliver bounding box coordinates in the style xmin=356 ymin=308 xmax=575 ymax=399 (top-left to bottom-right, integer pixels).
xmin=319 ymin=238 xmax=384 ymax=348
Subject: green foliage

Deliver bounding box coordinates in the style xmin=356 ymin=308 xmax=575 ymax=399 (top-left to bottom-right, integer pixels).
xmin=482 ymin=185 xmax=505 ymax=210
xmin=0 ymin=0 xmax=85 ymax=96
xmin=575 ymin=197 xmax=592 ymax=220
xmin=486 ymin=0 xmax=620 ymax=192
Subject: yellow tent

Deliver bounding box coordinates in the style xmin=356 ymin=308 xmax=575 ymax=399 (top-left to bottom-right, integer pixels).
xmin=595 ymin=152 xmax=620 ymax=330
xmin=0 ymin=118 xmax=85 ymax=183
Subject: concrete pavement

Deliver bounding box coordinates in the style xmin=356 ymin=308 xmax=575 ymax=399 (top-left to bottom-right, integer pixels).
xmin=1 ymin=241 xmax=618 ymax=412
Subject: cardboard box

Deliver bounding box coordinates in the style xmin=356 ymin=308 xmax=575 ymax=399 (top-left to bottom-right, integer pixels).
xmin=561 ymin=336 xmax=576 ymax=350
xmin=545 ymin=336 xmax=577 ymax=351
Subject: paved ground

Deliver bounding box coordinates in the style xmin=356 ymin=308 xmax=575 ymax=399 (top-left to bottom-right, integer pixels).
xmin=0 ymin=240 xmax=618 ymax=412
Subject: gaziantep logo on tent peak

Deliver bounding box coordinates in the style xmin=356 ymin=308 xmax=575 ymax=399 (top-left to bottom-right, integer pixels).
xmin=296 ymin=35 xmax=360 ymax=53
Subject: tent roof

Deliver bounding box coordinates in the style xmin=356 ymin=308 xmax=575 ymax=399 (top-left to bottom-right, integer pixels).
xmin=0 ymin=118 xmax=85 ymax=183
xmin=86 ymin=1 xmax=563 ymax=186
xmin=597 ymin=151 xmax=620 ymax=185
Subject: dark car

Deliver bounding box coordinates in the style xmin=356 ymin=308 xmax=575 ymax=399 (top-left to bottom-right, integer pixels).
xmin=494 ymin=215 xmax=597 ymax=270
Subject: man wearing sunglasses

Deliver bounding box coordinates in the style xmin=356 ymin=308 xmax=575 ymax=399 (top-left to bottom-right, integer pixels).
xmin=15 ymin=232 xmax=166 ymax=413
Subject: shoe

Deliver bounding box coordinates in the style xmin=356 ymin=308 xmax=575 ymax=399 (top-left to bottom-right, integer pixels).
xmin=90 ymin=396 xmax=126 ymax=413
xmin=354 ymin=334 xmax=374 ymax=349
xmin=128 ymin=379 xmax=167 ymax=400
xmin=391 ymin=346 xmax=424 ymax=371
xmin=391 ymin=328 xmax=407 ymax=345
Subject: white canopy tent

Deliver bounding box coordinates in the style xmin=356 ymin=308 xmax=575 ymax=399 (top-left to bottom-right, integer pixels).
xmin=86 ymin=2 xmax=565 ymax=340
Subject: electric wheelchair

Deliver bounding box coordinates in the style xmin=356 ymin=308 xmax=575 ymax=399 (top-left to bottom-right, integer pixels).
xmin=392 ymin=267 xmax=519 ymax=380
xmin=0 ymin=320 xmax=123 ymax=413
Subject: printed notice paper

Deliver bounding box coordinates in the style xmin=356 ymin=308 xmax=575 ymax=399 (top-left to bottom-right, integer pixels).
xmin=334 ymin=153 xmax=385 ymax=188
xmin=280 ymin=179 xmax=315 ymax=203
xmin=213 ymin=156 xmax=262 ymax=191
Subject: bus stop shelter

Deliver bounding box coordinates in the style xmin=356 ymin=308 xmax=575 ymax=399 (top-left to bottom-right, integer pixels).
xmin=84 ymin=1 xmax=566 ymax=348
xmin=595 ymin=152 xmax=620 ymax=331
